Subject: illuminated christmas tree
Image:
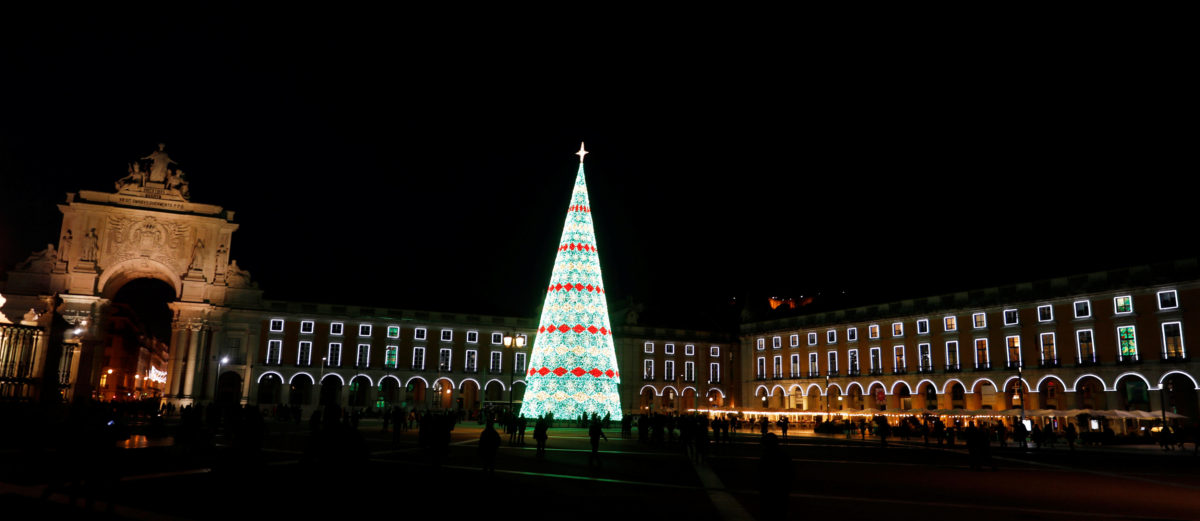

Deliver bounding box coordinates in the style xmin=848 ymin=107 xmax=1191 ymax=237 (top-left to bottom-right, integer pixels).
xmin=520 ymin=143 xmax=622 ymax=421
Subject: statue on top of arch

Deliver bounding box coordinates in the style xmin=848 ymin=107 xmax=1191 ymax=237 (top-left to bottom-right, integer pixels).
xmin=115 ymin=143 xmax=191 ymax=201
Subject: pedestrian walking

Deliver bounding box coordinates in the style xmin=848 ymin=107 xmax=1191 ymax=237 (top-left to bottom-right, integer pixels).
xmin=479 ymin=421 xmax=501 ymax=476
xmin=588 ymin=420 xmax=608 ymax=467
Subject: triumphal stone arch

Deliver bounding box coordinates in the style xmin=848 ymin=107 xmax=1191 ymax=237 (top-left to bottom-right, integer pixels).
xmin=2 ymin=145 xmax=263 ymax=406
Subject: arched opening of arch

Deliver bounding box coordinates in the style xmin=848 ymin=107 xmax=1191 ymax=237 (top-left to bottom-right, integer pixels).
xmin=1038 ymin=378 xmax=1066 ymax=410
xmin=1162 ymin=372 xmax=1199 ymax=420
xmin=257 ymin=373 xmax=282 ymax=405
xmin=1115 ymin=374 xmax=1150 ymax=412
xmin=868 ymin=383 xmax=886 ymax=410
xmin=483 ymin=379 xmax=504 ymax=403
xmin=705 ymin=388 xmax=725 ymax=409
xmin=916 ymin=382 xmax=938 ymax=410
xmin=407 ymin=378 xmax=428 ymax=408
xmin=289 ymin=375 xmax=313 ymax=406
xmin=948 ymin=382 xmax=966 ymax=409
xmin=348 ymin=375 xmax=371 ymax=408
xmin=460 ymin=380 xmax=480 ymax=417
xmin=895 ymin=385 xmax=912 ymax=410
xmin=756 ymin=387 xmax=770 ymax=410
xmin=845 ymin=384 xmax=863 ymax=410
xmin=640 ymin=387 xmax=657 ymax=413
xmin=319 ymin=375 xmax=343 ymax=408
xmin=431 ymin=379 xmax=454 ymax=410
xmin=1073 ymin=376 xmax=1107 ymax=409
xmin=379 ymin=377 xmax=401 ymax=409
xmin=972 ymin=380 xmax=999 ymax=410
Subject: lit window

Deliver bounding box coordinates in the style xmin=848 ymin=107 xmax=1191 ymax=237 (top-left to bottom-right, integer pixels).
xmin=710 ymin=346 xmax=720 ymax=357
xmin=358 ymin=324 xmax=372 ymax=337
xmin=944 ymin=316 xmax=957 ymax=332
xmin=1162 ymin=322 xmax=1185 ymax=358
xmin=644 ymin=360 xmax=655 ymax=379
xmin=974 ymin=339 xmax=989 ymax=368
xmin=1003 ymin=309 xmax=1018 ymax=326
xmin=645 ymin=342 xmax=655 ymax=354
xmin=411 ymin=347 xmax=424 ymax=369
xmin=808 ymin=332 xmax=818 ymax=346
xmin=1006 ymin=336 xmax=1021 ymax=367
xmin=665 ymin=360 xmax=675 ymax=380
xmin=386 ymin=346 xmax=398 ymax=369
xmin=491 ymin=332 xmax=503 ymax=344
xmin=266 ymin=340 xmax=282 ymax=364
xmin=827 ymin=351 xmax=838 ymax=373
xmin=755 ymin=357 xmax=765 ymax=378
xmin=269 ymin=319 xmax=284 ymax=332
xmin=387 ymin=325 xmax=400 ymax=338
xmin=945 ymin=341 xmax=959 ymax=369
xmin=972 ymin=313 xmax=986 ymax=328
xmin=465 ymin=350 xmax=477 ymax=372
xmin=869 ymin=325 xmax=880 ymax=339
xmin=807 ymin=353 xmax=818 ymax=376
xmin=665 ymin=343 xmax=676 ymax=355
xmin=1074 ymin=300 xmax=1091 ymax=318
xmin=300 ymin=321 xmax=315 ymax=334
xmin=790 ymin=354 xmax=800 ymax=378
xmin=893 ymin=346 xmax=905 ymax=372
xmin=1117 ymin=325 xmax=1137 ymax=360
xmin=328 ymin=343 xmax=342 ymax=366
xmin=415 ymin=328 xmax=427 ymax=340
xmin=1114 ymin=296 xmax=1133 ymax=314
xmin=774 ymin=356 xmax=783 ymax=378
xmin=1040 ymin=333 xmax=1056 ymax=363
xmin=490 ymin=351 xmax=502 ymax=373
xmin=790 ymin=334 xmax=799 ymax=347
xmin=869 ymin=347 xmax=882 ymax=371
xmin=847 ymin=327 xmax=858 ymax=342
xmin=298 ymin=341 xmax=312 ymax=365
xmin=1158 ymin=290 xmax=1179 ymax=310
xmin=709 ymin=362 xmax=720 ymax=383
xmin=466 ymin=331 xmax=478 ymax=343
xmin=515 ymin=353 xmax=526 ymax=371
xmin=330 ymin=322 xmax=343 ymax=336
xmin=826 ymin=330 xmax=837 ymax=343
xmin=439 ymin=348 xmax=452 ymax=371
xmin=916 ymin=319 xmax=929 ymax=335
xmin=848 ymin=349 xmax=859 ymax=373
xmin=772 ymin=336 xmax=781 ymax=349
xmin=357 ymin=344 xmax=370 ymax=368
xmin=892 ymin=323 xmax=903 ymax=337
xmin=441 ymin=329 xmax=453 ymax=342
xmin=685 ymin=344 xmax=695 ymax=356
xmin=756 ymin=338 xmax=765 ymax=350
xmin=1037 ymin=305 xmax=1053 ymax=322
xmin=1076 ymin=330 xmax=1095 ymax=364
xmin=918 ymin=343 xmax=931 ymax=371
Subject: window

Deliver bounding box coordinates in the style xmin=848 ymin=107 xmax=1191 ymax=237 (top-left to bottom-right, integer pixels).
xmin=755 ymin=357 xmax=765 ymax=378
xmin=1076 ymin=330 xmax=1095 ymax=363
xmin=808 ymin=332 xmax=818 ymax=346
xmin=918 ymin=343 xmax=931 ymax=371
xmin=827 ymin=330 xmax=837 ymax=343
xmin=359 ymin=324 xmax=372 ymax=337
xmin=1162 ymin=322 xmax=1185 ymax=358
xmin=974 ymin=339 xmax=989 ymax=368
xmin=847 ymin=327 xmax=858 ymax=342
xmin=709 ymin=362 xmax=721 ymax=383
xmin=893 ymin=345 xmax=905 ymax=372
xmin=1074 ymin=300 xmax=1091 ymax=318
xmin=917 ymin=319 xmax=929 ymax=335
xmin=685 ymin=344 xmax=695 ymax=356
xmin=1117 ymin=326 xmax=1138 ymax=360
xmin=491 ymin=332 xmax=503 ymax=344
xmin=790 ymin=354 xmax=800 ymax=378
xmin=330 ymin=322 xmax=343 ymax=336
xmin=848 ymin=349 xmax=859 ymax=373
xmin=773 ymin=356 xmax=783 ymax=378
xmin=789 ymin=334 xmax=799 ymax=347
xmin=1006 ymin=336 xmax=1021 ymax=367
xmin=1159 ymin=290 xmax=1179 ymax=310
xmin=267 ymin=340 xmax=282 ymax=364
xmin=827 ymin=351 xmax=838 ymax=374
xmin=645 ymin=342 xmax=655 ymax=354
xmin=756 ymin=338 xmax=764 ymax=350
xmin=892 ymin=322 xmax=903 ymax=337
xmin=1037 ymin=305 xmax=1053 ymax=322
xmin=490 ymin=351 xmax=502 ymax=373
xmin=387 ymin=325 xmax=400 ymax=338
xmin=944 ymin=316 xmax=957 ymax=332
xmin=665 ymin=360 xmax=676 ymax=380
xmin=386 ymin=346 xmax=399 ymax=369
xmin=710 ymin=346 xmax=720 ymax=357
xmin=1040 ymin=333 xmax=1056 ymax=363
xmin=441 ymin=329 xmax=453 ymax=342
xmin=466 ymin=331 xmax=478 ymax=343
xmin=946 ymin=341 xmax=959 ymax=369
xmin=972 ymin=313 xmax=986 ymax=328
xmin=1003 ymin=309 xmax=1018 ymax=326
xmin=869 ymin=324 xmax=880 ymax=339
xmin=412 ymin=347 xmax=425 ymax=370
xmin=297 ymin=341 xmax=312 ymax=365
xmin=438 ymin=348 xmax=452 ymax=371
xmin=269 ymin=319 xmax=284 ymax=332
xmin=869 ymin=347 xmax=881 ymax=372
xmin=643 ymin=360 xmax=655 ymax=379
xmin=465 ymin=350 xmax=477 ymax=372
xmin=356 ymin=344 xmax=370 ymax=368
xmin=515 ymin=352 xmax=526 ymax=371
xmin=414 ymin=328 xmax=427 ymax=340
xmin=300 ymin=321 xmax=315 ymax=334
xmin=772 ymin=336 xmax=781 ymax=349
xmin=807 ymin=352 xmax=818 ymax=376
xmin=665 ymin=343 xmax=676 ymax=355
xmin=328 ymin=343 xmax=342 ymax=366
xmin=1114 ymin=296 xmax=1133 ymax=314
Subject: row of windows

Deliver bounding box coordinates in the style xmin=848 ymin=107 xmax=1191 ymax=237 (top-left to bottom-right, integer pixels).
xmin=755 ymin=322 xmax=1187 ymax=378
xmin=756 ymin=291 xmax=1183 ymax=351
xmin=643 ymin=343 xmax=719 ymax=356
xmin=642 ymin=360 xmax=720 ymax=383
xmin=264 ymin=341 xmax=527 ymax=372
xmin=266 ymin=320 xmax=527 ymax=345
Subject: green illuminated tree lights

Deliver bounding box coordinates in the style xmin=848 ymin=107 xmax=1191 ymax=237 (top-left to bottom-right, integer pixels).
xmin=520 ymin=152 xmax=622 ymax=420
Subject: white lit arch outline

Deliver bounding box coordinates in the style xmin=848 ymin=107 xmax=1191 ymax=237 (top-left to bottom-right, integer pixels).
xmin=431 ymin=377 xmax=455 ymax=390
xmin=825 ymin=382 xmax=844 ymax=395
xmin=1111 ymin=371 xmax=1152 ymax=393
xmin=289 ymin=372 xmax=314 ymax=384
xmin=1035 ymin=374 xmax=1068 ymax=393
xmin=639 ymin=384 xmax=658 ymax=397
xmin=1159 ymin=370 xmax=1200 ymax=390
xmin=805 ymin=383 xmax=824 ymax=397
xmin=378 ymin=374 xmax=403 ymax=388
xmin=942 ymin=378 xmax=967 ymax=395
xmin=257 ymin=370 xmax=284 ymax=384
xmin=350 ymin=374 xmax=374 ymax=387
xmin=1001 ymin=375 xmax=1034 ymax=393
xmin=865 ymin=380 xmax=887 ymax=396
xmin=405 ymin=375 xmax=429 ymax=388
xmin=706 ymin=387 xmax=726 ymax=398
xmin=458 ymin=377 xmax=481 ymax=390
xmin=662 ymin=385 xmax=680 ymax=398
xmin=915 ymin=379 xmax=939 ymax=395
xmin=483 ymin=378 xmax=507 ymax=392
xmin=787 ymin=384 xmax=804 ymax=396
xmin=754 ymin=385 xmax=770 ymax=398
xmin=1072 ymin=373 xmax=1107 ymax=393
xmin=844 ymin=381 xmax=865 ymax=395
xmin=970 ymin=377 xmax=998 ymax=394
xmin=770 ymin=384 xmax=788 ymax=397
xmin=890 ymin=380 xmax=913 ymax=396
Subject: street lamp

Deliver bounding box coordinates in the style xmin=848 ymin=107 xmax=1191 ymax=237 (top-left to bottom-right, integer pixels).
xmin=215 ymin=355 xmax=229 ymax=403
xmin=503 ymin=333 xmax=526 ymax=416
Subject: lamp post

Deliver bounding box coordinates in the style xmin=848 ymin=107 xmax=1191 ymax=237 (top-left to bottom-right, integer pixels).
xmin=503 ymin=333 xmax=526 ymax=417
xmin=825 ymin=374 xmax=830 ymax=421
xmin=1017 ymin=363 xmax=1026 ymax=424
xmin=215 ymin=355 xmax=229 ymax=404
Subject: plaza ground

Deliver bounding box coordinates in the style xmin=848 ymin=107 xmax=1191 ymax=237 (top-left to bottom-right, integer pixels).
xmin=2 ymin=418 xmax=1199 ymax=520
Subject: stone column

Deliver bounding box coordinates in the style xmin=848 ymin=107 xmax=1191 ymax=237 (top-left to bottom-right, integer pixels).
xmin=168 ymin=326 xmax=187 ymax=397
xmin=885 ymin=394 xmax=901 ymax=411
xmin=240 ymin=365 xmax=251 ymax=405
xmin=182 ymin=327 xmax=201 ymax=399
xmin=1149 ymin=390 xmax=1164 ymax=412
xmin=1024 ymin=392 xmax=1041 ymax=410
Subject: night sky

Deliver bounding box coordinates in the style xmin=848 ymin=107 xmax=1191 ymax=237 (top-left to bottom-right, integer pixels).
xmin=1 ymin=10 xmax=1192 ymax=330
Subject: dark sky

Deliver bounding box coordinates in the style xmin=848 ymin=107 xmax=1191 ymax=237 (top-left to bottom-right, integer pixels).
xmin=1 ymin=10 xmax=1192 ymax=329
